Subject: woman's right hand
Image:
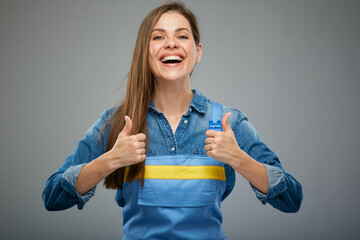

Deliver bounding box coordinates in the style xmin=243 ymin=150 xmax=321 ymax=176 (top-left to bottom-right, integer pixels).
xmin=76 ymin=116 xmax=146 ymax=195
xmin=107 ymin=115 xmax=147 ymax=169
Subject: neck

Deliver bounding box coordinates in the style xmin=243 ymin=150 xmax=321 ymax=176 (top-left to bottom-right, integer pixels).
xmin=152 ymin=79 xmax=193 ymax=117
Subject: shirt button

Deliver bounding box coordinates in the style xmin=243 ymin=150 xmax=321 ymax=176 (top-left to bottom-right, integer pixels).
xmin=189 ymin=108 xmax=192 ymax=112
xmin=184 ymin=120 xmax=188 ymax=124
xmin=171 ymin=147 xmax=175 ymax=151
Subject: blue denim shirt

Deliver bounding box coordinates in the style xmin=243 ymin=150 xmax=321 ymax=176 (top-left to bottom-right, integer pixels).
xmin=43 ymin=89 xmax=302 ymax=213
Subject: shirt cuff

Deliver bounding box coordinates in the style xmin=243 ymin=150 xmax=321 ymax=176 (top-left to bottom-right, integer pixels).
xmin=251 ymin=164 xmax=287 ymax=204
xmin=61 ymin=163 xmax=96 ymax=210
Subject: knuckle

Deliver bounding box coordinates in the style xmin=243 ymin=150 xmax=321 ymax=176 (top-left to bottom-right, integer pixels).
xmin=136 ymin=133 xmax=146 ymax=140
xmin=131 ymin=142 xmax=138 ymax=148
xmin=137 ymin=155 xmax=145 ymax=161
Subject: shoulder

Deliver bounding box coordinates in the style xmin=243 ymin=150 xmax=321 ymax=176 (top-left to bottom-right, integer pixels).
xmin=192 ymin=89 xmax=249 ymax=124
xmin=99 ymin=106 xmax=120 ymax=123
xmin=222 ymin=105 xmax=248 ymax=123
xmin=205 ymin=98 xmax=248 ymax=124
xmin=205 ymin=98 xmax=251 ymax=133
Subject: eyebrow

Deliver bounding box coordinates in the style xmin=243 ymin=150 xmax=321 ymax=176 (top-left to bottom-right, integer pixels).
xmin=152 ymin=28 xmax=191 ymax=33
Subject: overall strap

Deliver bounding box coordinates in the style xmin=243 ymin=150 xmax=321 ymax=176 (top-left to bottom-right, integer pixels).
xmin=209 ymin=101 xmax=236 ymax=200
xmin=209 ymin=101 xmax=223 ymax=131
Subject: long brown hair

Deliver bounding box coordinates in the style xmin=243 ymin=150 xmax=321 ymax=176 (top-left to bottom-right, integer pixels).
xmin=101 ymin=1 xmax=201 ymax=189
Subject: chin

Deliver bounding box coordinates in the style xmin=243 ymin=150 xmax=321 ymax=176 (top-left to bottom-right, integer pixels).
xmin=161 ymin=75 xmax=187 ymax=82
xmin=156 ymin=72 xmax=188 ymax=82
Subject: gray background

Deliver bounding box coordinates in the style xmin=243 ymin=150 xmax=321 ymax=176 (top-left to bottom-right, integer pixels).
xmin=1 ymin=0 xmax=359 ymax=239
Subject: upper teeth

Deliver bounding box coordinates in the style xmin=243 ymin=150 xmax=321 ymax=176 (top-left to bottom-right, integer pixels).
xmin=161 ymin=56 xmax=183 ymax=62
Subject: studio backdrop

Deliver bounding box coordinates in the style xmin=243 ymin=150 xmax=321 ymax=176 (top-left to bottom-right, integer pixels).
xmin=0 ymin=0 xmax=359 ymax=239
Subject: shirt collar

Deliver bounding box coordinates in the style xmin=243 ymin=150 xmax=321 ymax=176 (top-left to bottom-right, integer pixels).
xmin=189 ymin=89 xmax=207 ymax=113
xmin=148 ymin=89 xmax=207 ymax=114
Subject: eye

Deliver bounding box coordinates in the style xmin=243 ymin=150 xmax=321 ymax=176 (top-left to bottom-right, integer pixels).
xmin=153 ymin=36 xmax=163 ymax=40
xmin=179 ymin=35 xmax=188 ymax=39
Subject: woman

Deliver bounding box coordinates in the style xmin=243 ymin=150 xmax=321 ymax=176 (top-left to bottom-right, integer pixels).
xmin=43 ymin=2 xmax=302 ymax=239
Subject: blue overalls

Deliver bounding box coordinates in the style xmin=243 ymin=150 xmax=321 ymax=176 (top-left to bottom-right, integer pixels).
xmin=42 ymin=90 xmax=302 ymax=234
xmin=116 ymin=102 xmax=235 ymax=240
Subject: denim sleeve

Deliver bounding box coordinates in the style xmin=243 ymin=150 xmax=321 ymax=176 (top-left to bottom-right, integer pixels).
xmin=233 ymin=112 xmax=303 ymax=213
xmin=250 ymin=164 xmax=285 ymax=202
xmin=61 ymin=164 xmax=96 ymax=210
xmin=42 ymin=108 xmax=114 ymax=211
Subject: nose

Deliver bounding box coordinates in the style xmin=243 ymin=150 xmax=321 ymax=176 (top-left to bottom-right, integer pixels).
xmin=165 ymin=36 xmax=179 ymax=49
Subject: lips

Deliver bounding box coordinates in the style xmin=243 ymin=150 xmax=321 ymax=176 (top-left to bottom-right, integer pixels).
xmin=160 ymin=54 xmax=184 ymax=64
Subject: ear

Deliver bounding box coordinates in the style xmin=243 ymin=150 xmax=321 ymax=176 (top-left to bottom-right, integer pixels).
xmin=196 ymin=43 xmax=202 ymax=64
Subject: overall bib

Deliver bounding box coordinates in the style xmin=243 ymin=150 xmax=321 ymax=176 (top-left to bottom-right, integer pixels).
xmin=116 ymin=102 xmax=235 ymax=240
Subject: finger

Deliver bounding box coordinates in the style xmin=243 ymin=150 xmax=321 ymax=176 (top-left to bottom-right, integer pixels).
xmin=206 ymin=150 xmax=214 ymax=158
xmin=135 ymin=133 xmax=146 ymax=142
xmin=138 ymin=142 xmax=146 ymax=149
xmin=204 ymin=144 xmax=212 ymax=152
xmin=204 ymin=138 xmax=213 ymax=144
xmin=139 ymin=154 xmax=147 ymax=161
xmin=119 ymin=115 xmax=133 ymax=137
xmin=134 ymin=154 xmax=146 ymax=163
xmin=205 ymin=130 xmax=219 ymax=137
xmin=137 ymin=148 xmax=146 ymax=155
xmin=222 ymin=112 xmax=232 ymax=133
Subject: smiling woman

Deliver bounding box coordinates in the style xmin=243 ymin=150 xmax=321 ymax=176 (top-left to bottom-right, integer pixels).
xmin=149 ymin=11 xmax=202 ymax=133
xmin=42 ymin=2 xmax=303 ymax=239
xmin=149 ymin=12 xmax=202 ymax=85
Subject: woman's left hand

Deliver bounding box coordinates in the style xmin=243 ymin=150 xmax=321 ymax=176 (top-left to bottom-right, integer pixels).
xmin=204 ymin=112 xmax=243 ymax=166
xmin=205 ymin=112 xmax=270 ymax=194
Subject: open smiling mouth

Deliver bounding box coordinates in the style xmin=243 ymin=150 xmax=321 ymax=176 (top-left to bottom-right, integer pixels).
xmin=161 ymin=55 xmax=184 ymax=64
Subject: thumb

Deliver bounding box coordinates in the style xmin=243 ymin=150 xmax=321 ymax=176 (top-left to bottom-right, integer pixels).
xmin=222 ymin=112 xmax=232 ymax=133
xmin=119 ymin=115 xmax=133 ymax=137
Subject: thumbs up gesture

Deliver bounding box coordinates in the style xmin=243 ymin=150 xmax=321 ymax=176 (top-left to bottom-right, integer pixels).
xmin=119 ymin=115 xmax=135 ymax=137
xmin=205 ymin=112 xmax=243 ymax=165
xmin=108 ymin=116 xmax=147 ymax=168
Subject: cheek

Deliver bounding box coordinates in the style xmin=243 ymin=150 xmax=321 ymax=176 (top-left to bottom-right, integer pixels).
xmin=188 ymin=46 xmax=198 ymax=62
xmin=185 ymin=42 xmax=198 ymax=58
xmin=149 ymin=42 xmax=160 ymax=58
xmin=148 ymin=48 xmax=155 ymax=61
xmin=148 ymin=44 xmax=158 ymax=70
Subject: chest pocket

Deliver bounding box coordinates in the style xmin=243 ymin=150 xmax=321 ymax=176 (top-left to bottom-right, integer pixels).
xmin=137 ymin=155 xmax=226 ymax=207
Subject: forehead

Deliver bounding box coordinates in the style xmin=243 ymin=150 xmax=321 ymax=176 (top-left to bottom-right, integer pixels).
xmin=153 ymin=11 xmax=191 ymax=31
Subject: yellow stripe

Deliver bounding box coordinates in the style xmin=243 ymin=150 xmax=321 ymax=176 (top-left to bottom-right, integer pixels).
xmin=125 ymin=165 xmax=226 ymax=181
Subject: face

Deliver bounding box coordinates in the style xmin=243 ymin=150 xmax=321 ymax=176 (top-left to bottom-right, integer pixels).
xmin=148 ymin=11 xmax=202 ymax=83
